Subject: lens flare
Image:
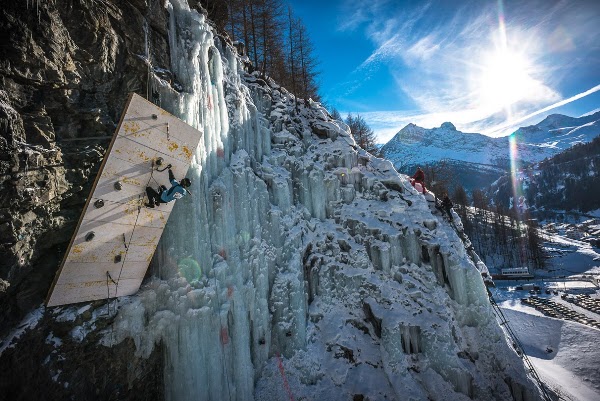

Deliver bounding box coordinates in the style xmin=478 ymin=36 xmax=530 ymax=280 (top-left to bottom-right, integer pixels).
xmin=178 ymin=257 xmax=202 ymax=284
xmin=475 ymin=0 xmax=539 ymax=119
xmin=508 ymin=134 xmax=521 ymax=208
xmin=509 ymin=134 xmax=529 ymax=264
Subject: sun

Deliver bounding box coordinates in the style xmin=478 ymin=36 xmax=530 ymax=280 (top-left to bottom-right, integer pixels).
xmin=477 ymin=48 xmax=535 ymax=112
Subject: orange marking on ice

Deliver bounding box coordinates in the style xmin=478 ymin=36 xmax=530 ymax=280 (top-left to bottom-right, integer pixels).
xmin=220 ymin=327 xmax=229 ymax=344
xmin=122 ymin=177 xmax=141 ymax=186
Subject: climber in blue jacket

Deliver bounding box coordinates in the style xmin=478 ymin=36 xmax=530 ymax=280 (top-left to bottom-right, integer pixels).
xmin=145 ymin=164 xmax=191 ymax=208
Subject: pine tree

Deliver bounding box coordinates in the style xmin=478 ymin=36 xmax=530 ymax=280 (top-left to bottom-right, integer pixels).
xmin=330 ymin=108 xmax=342 ymax=122
xmin=225 ymin=0 xmax=321 ymax=102
xmin=345 ymin=114 xmax=380 ymax=156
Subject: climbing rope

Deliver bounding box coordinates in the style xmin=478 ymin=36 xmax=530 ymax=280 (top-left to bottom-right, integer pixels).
xmin=112 ymin=199 xmax=142 ymax=299
xmin=440 ymin=207 xmax=553 ymax=399
xmin=105 ymin=271 xmax=118 ymax=316
xmin=110 ymin=161 xmax=159 ymax=301
xmin=276 ymin=352 xmax=295 ymax=401
xmin=488 ymin=294 xmax=553 ymax=401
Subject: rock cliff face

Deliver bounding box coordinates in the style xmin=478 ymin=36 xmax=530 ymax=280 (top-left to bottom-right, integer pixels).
xmin=1 ymin=1 xmax=540 ymax=400
xmin=0 ymin=0 xmax=173 ymax=397
xmin=0 ymin=0 xmax=172 ymax=324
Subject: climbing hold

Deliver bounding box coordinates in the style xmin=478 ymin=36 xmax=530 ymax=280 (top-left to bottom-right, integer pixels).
xmin=114 ymin=181 xmax=122 ymax=191
xmin=94 ymin=199 xmax=104 ymax=209
xmin=114 ymin=254 xmax=122 ymax=263
xmin=154 ymin=157 xmax=163 ymax=167
xmin=85 ymin=232 xmax=95 ymax=242
xmin=151 ymin=113 xmax=158 ymax=120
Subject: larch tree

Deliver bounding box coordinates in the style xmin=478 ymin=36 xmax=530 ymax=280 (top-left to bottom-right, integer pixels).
xmin=225 ymin=0 xmax=321 ymax=103
xmin=294 ymin=17 xmax=320 ymax=101
xmin=345 ymin=114 xmax=380 ymax=156
xmin=330 ymin=108 xmax=342 ymax=122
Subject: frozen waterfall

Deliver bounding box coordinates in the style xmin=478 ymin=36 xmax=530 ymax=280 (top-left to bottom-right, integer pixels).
xmin=106 ymin=2 xmax=542 ymax=400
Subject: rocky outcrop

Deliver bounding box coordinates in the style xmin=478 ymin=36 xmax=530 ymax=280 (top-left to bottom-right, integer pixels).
xmin=0 ymin=0 xmax=173 ymax=397
xmin=0 ymin=0 xmax=170 ymax=326
xmin=0 ymin=303 xmax=163 ymax=401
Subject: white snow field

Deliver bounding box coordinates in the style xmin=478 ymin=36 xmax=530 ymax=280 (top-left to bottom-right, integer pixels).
xmin=491 ymin=220 xmax=600 ymax=401
xmin=85 ymin=1 xmax=562 ymax=400
xmin=501 ymin=308 xmax=600 ymax=401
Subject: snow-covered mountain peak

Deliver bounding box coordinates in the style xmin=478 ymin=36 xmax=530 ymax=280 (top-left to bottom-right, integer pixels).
xmin=440 ymin=121 xmax=456 ymax=131
xmin=382 ymin=112 xmax=600 ymax=191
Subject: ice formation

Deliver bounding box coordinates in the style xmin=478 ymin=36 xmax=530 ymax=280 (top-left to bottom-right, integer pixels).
xmin=106 ymin=1 xmax=541 ymax=400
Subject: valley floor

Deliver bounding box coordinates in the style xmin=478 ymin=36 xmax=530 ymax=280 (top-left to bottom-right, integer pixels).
xmin=491 ymin=219 xmax=600 ymax=401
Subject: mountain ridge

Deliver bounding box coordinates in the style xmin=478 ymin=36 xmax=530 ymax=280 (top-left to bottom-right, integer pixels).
xmin=381 ymin=112 xmax=600 ymax=191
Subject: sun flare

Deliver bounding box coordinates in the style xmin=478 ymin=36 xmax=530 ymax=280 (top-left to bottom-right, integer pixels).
xmin=478 ymin=48 xmax=534 ymax=112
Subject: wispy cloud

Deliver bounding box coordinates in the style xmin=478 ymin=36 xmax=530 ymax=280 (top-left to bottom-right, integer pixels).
xmin=481 ymin=83 xmax=600 ymax=136
xmin=334 ymin=0 xmax=600 ymax=141
xmin=362 ymin=83 xmax=600 ymax=143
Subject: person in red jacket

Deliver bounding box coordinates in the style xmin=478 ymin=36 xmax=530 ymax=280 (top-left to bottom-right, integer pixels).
xmin=411 ymin=167 xmax=426 ymax=194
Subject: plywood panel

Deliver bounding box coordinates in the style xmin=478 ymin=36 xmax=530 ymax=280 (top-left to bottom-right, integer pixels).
xmin=71 ymin=219 xmax=163 ymax=246
xmin=117 ymin=121 xmax=196 ymax=164
xmin=50 ymin=278 xmax=142 ymax=306
xmin=94 ymin=141 xmax=189 ymax=203
xmin=64 ymin=241 xmax=154 ymax=264
xmin=124 ymin=95 xmax=202 ymax=147
xmin=82 ymin=198 xmax=171 ymax=229
xmin=55 ymin=262 xmax=149 ymax=285
xmin=46 ymin=93 xmax=202 ymax=307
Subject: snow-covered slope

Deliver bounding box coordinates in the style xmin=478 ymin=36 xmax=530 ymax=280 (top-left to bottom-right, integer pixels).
xmin=0 ymin=1 xmax=546 ymax=400
xmin=382 ymin=122 xmax=507 ymax=167
xmin=488 ymin=135 xmax=600 ymax=213
xmin=381 ymin=114 xmax=600 ymax=190
xmin=97 ymin=3 xmax=543 ymax=400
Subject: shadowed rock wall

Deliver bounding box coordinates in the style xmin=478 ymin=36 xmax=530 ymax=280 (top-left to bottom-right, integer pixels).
xmin=0 ymin=1 xmax=174 ymax=398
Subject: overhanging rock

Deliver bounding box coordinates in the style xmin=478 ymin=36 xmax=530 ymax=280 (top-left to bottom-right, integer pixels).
xmin=46 ymin=93 xmax=202 ymax=307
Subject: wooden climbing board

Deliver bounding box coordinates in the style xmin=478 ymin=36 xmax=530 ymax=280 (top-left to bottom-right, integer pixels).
xmin=46 ymin=93 xmax=202 ymax=307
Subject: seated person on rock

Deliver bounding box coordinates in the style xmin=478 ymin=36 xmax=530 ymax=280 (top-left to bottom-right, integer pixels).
xmin=410 ymin=166 xmax=426 ymax=194
xmin=145 ymin=164 xmax=191 ymax=208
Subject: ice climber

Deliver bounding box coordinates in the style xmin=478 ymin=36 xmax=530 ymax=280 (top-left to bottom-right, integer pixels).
xmin=441 ymin=194 xmax=453 ymax=218
xmin=145 ymin=164 xmax=191 ymax=208
xmin=411 ymin=166 xmax=426 ymax=194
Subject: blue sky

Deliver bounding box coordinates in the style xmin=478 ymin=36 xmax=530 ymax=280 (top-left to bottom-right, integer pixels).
xmin=289 ymin=0 xmax=600 ymax=143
